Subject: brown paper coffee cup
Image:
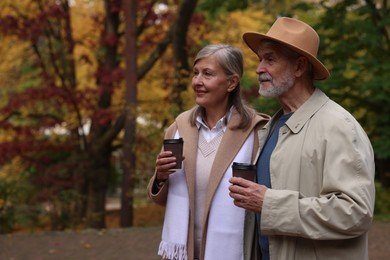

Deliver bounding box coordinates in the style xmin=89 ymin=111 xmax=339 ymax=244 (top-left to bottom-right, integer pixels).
xmin=163 ymin=138 xmax=184 ymax=169
xmin=232 ymin=162 xmax=256 ymax=181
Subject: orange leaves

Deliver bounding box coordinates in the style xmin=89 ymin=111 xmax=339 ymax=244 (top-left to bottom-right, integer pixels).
xmin=0 ymin=2 xmax=68 ymax=43
xmin=92 ymin=108 xmax=116 ymax=126
xmin=1 ymin=87 xmax=66 ymax=120
xmin=102 ymin=33 xmax=119 ymax=48
xmin=0 ymin=15 xmax=18 ymax=35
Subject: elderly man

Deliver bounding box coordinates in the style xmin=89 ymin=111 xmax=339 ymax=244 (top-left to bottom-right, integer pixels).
xmin=229 ymin=17 xmax=375 ymax=260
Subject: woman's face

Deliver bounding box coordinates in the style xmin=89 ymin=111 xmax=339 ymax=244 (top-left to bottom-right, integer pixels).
xmin=192 ymin=56 xmax=235 ymax=111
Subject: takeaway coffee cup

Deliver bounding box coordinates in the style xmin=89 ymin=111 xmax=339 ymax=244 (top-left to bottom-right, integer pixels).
xmin=232 ymin=162 xmax=256 ymax=181
xmin=163 ymin=138 xmax=184 ymax=169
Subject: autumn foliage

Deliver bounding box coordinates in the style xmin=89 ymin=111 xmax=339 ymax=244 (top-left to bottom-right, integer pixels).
xmin=0 ymin=0 xmax=206 ymax=232
xmin=1 ymin=0 xmax=389 ymax=233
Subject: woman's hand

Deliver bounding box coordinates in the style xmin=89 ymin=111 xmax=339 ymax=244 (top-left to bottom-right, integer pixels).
xmin=155 ymin=151 xmax=177 ymax=183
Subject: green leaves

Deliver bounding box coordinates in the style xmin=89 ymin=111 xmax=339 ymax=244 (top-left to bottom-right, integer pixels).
xmin=315 ymin=0 xmax=390 ymax=165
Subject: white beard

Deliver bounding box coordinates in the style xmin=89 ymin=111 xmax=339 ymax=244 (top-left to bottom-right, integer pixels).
xmin=258 ymin=70 xmax=295 ymax=97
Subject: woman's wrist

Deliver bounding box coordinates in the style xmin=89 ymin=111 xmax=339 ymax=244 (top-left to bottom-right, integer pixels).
xmin=156 ymin=174 xmax=167 ymax=187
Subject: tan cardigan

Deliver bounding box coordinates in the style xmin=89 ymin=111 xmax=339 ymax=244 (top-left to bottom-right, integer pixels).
xmin=147 ymin=107 xmax=269 ymax=260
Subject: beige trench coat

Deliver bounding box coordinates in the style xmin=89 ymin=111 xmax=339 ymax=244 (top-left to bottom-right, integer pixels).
xmin=244 ymin=88 xmax=375 ymax=260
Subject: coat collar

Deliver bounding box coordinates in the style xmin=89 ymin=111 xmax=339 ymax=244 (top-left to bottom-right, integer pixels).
xmin=265 ymin=88 xmax=330 ymax=134
xmin=287 ymin=88 xmax=329 ymax=134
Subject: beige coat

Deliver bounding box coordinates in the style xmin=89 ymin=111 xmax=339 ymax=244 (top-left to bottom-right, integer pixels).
xmin=148 ymin=107 xmax=269 ymax=260
xmin=244 ymin=88 xmax=375 ymax=260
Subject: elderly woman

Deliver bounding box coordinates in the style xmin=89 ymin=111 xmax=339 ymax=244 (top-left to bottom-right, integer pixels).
xmin=147 ymin=44 xmax=269 ymax=260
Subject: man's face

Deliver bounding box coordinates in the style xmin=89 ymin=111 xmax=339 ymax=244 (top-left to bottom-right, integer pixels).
xmin=255 ymin=45 xmax=296 ymax=98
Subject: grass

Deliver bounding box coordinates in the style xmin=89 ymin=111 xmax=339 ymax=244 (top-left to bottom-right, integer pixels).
xmin=106 ymin=203 xmax=165 ymax=228
xmin=374 ymin=181 xmax=390 ymax=221
xmin=8 ymin=180 xmax=390 ymax=233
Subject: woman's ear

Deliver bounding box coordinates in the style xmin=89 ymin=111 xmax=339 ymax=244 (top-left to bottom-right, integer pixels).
xmin=227 ymin=75 xmax=239 ymax=92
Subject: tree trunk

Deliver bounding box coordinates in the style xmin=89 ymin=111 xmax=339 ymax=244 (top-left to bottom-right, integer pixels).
xmin=171 ymin=0 xmax=198 ymax=116
xmin=85 ymin=0 xmax=121 ymax=228
xmin=120 ymin=0 xmax=138 ymax=227
xmin=86 ymin=147 xmax=112 ymax=228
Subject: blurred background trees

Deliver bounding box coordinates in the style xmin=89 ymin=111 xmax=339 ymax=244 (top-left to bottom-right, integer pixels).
xmin=0 ymin=0 xmax=389 ymax=233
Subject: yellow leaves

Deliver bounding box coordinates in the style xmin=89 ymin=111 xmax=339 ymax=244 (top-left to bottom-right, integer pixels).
xmin=0 ymin=128 xmax=13 ymax=143
xmin=71 ymin=0 xmax=103 ymax=92
xmin=0 ymin=157 xmax=25 ymax=179
xmin=202 ymin=8 xmax=273 ymax=92
xmin=0 ymin=0 xmax=37 ymax=17
xmin=137 ymin=53 xmax=176 ymax=124
xmin=0 ymin=36 xmax=31 ymax=93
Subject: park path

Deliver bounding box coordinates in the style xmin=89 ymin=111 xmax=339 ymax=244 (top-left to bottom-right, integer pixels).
xmin=1 ymin=221 xmax=389 ymax=260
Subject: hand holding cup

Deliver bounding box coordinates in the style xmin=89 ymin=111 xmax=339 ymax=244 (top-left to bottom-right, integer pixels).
xmin=232 ymin=162 xmax=256 ymax=181
xmin=163 ymin=138 xmax=184 ymax=169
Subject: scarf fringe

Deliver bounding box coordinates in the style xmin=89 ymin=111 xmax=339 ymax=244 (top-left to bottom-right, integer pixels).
xmin=158 ymin=240 xmax=187 ymax=260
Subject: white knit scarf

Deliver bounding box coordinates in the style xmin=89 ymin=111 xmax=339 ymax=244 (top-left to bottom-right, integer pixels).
xmin=158 ymin=131 xmax=254 ymax=260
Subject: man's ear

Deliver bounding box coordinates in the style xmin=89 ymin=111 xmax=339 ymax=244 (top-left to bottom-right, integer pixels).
xmin=227 ymin=75 xmax=239 ymax=92
xmin=295 ymin=56 xmax=310 ymax=77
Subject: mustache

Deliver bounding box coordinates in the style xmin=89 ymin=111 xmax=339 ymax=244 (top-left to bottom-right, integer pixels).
xmin=258 ymin=73 xmax=272 ymax=82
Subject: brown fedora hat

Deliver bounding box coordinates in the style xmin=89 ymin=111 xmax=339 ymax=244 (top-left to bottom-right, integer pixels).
xmin=243 ymin=17 xmax=330 ymax=80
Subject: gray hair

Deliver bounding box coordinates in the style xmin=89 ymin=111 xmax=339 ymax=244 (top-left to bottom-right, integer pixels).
xmin=193 ymin=44 xmax=244 ymax=79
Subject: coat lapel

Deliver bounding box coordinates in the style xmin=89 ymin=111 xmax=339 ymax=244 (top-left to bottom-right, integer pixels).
xmin=175 ymin=110 xmax=198 ymax=213
xmin=203 ymin=111 xmax=261 ymax=220
xmin=174 ymin=108 xmax=269 ymax=260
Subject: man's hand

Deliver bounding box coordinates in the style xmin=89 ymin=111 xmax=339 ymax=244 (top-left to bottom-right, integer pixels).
xmin=229 ymin=177 xmax=268 ymax=213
